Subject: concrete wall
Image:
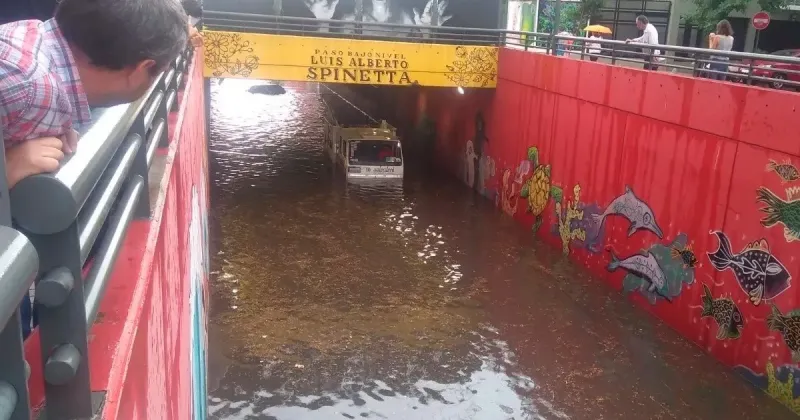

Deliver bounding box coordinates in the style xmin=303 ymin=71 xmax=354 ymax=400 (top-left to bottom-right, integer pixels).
xmin=393 ymin=48 xmax=800 ymax=413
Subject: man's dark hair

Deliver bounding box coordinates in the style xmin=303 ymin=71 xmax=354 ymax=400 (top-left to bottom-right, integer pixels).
xmin=55 ymin=0 xmax=188 ymax=73
xmin=636 ymin=15 xmax=649 ymax=25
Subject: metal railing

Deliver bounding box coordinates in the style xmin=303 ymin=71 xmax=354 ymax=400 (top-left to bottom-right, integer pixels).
xmin=203 ymin=11 xmax=509 ymax=45
xmin=203 ymin=12 xmax=800 ymax=90
xmin=0 ymin=41 xmax=194 ymax=420
xmin=536 ymin=34 xmax=800 ymax=89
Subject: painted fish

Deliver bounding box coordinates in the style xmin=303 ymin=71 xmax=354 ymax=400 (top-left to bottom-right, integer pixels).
xmin=607 ymin=249 xmax=666 ymax=294
xmin=671 ymin=244 xmax=698 ymax=268
xmin=766 ymin=159 xmax=800 ymax=183
xmin=756 ymin=186 xmax=800 ymax=243
xmin=706 ymin=231 xmax=791 ymax=306
xmin=700 ymin=284 xmax=743 ymax=340
xmin=591 ymin=186 xmax=663 ymax=239
xmin=767 ymin=304 xmax=800 ymax=362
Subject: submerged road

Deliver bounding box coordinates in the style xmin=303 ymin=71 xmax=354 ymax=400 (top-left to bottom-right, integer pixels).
xmin=206 ymin=80 xmax=794 ymax=420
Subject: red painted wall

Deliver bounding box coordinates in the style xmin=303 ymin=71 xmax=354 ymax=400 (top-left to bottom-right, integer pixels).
xmin=24 ymin=51 xmax=209 ymax=419
xmin=108 ymin=51 xmax=210 ymax=420
xmin=407 ymin=49 xmax=800 ymax=411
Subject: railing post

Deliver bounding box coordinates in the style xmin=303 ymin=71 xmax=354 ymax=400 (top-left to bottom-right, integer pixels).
xmin=166 ymin=65 xmax=180 ymax=114
xmin=25 ymin=222 xmax=95 ymax=419
xmin=0 ymin=133 xmax=32 ymax=420
xmin=156 ymin=74 xmax=171 ymax=148
xmin=0 ymin=317 xmax=29 ymax=420
xmin=692 ymin=53 xmax=701 ymax=77
xmin=611 ymin=44 xmax=617 ymax=65
xmin=127 ymin=113 xmax=151 ymax=219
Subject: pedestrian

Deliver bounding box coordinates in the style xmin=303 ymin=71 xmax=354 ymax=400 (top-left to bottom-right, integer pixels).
xmin=587 ymin=32 xmax=602 ymax=62
xmin=707 ymin=19 xmax=734 ymax=81
xmin=626 ymin=15 xmax=661 ymax=71
xmin=556 ymin=31 xmax=572 ymax=57
xmin=0 ymin=0 xmax=189 ymax=338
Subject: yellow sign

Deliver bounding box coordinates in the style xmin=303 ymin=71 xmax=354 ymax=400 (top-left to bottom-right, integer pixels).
xmin=203 ymin=31 xmax=498 ymax=88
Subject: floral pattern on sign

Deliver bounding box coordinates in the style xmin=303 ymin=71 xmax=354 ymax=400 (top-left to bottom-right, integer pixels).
xmin=205 ymin=32 xmax=260 ymax=77
xmin=444 ymin=46 xmax=498 ymax=88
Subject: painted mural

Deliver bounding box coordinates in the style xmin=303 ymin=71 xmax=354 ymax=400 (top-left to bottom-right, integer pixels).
xmin=546 ymin=184 xmax=608 ymax=255
xmin=592 ymin=186 xmax=663 ymax=240
xmin=736 ymin=362 xmax=800 ymax=412
xmin=700 ymin=283 xmax=744 ymax=340
xmin=519 ymin=147 xmax=558 ymax=233
xmin=613 ymin=234 xmax=696 ymax=304
xmin=497 ymin=168 xmax=520 ymax=216
xmin=757 ymin=186 xmax=800 ymax=243
xmin=410 ymin=52 xmax=800 ymax=414
xmin=766 ymin=160 xmax=800 ymax=184
xmin=707 ymin=232 xmax=791 ymax=306
xmin=189 ymin=186 xmax=209 ymax=420
xmin=553 ymin=184 xmax=585 ymax=255
xmin=461 ymin=112 xmax=496 ymax=198
xmin=768 ymin=305 xmax=800 ymax=362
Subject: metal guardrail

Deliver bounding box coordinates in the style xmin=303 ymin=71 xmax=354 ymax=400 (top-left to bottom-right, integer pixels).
xmin=203 ymin=12 xmax=800 ymax=90
xmin=541 ymin=34 xmax=800 ymax=89
xmin=0 ymin=41 xmax=194 ymax=420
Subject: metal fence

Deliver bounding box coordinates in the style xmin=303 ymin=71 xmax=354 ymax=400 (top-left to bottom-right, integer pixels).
xmin=204 ymin=12 xmax=800 ymax=90
xmin=0 ymin=42 xmax=194 ymax=420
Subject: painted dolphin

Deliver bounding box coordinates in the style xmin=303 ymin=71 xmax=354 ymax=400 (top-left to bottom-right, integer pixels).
xmin=607 ymin=249 xmax=667 ymax=293
xmin=592 ymin=186 xmax=663 ymax=238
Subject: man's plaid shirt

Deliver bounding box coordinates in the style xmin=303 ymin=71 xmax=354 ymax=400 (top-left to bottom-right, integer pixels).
xmin=0 ymin=19 xmax=91 ymax=145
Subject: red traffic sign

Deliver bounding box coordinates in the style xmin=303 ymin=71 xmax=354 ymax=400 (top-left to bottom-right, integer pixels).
xmin=752 ymin=12 xmax=770 ymax=30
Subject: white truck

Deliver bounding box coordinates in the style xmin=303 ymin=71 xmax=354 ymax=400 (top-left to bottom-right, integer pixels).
xmin=322 ymin=95 xmax=404 ymax=180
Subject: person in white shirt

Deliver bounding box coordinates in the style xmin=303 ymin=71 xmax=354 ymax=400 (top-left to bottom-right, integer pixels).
xmin=587 ymin=33 xmax=602 ymax=62
xmin=707 ymin=19 xmax=734 ymax=81
xmin=626 ymin=15 xmax=661 ymax=71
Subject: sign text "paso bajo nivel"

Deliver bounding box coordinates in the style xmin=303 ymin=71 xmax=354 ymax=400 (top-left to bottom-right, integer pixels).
xmin=306 ymin=49 xmax=413 ymax=85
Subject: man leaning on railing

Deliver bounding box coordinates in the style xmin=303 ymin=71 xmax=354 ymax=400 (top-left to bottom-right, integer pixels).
xmin=0 ymin=0 xmax=190 ymax=338
xmin=626 ymin=15 xmax=662 ymax=71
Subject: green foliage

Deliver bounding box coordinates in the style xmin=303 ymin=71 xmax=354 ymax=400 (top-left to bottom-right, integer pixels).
xmin=577 ymin=0 xmax=605 ymax=26
xmin=685 ymin=0 xmax=789 ymax=31
xmin=539 ymin=0 xmax=605 ymax=35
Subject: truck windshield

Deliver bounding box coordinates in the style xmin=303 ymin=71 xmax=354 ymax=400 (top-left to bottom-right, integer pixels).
xmin=348 ymin=140 xmax=402 ymax=166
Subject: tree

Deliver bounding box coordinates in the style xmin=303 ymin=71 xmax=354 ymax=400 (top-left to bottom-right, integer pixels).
xmin=538 ymin=0 xmax=604 ymax=35
xmin=577 ymin=0 xmax=605 ymax=25
xmin=686 ymin=0 xmax=789 ymax=31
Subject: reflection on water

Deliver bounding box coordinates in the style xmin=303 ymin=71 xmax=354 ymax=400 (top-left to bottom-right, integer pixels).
xmin=210 ymin=325 xmax=541 ymax=420
xmin=207 ymin=80 xmax=793 ymax=420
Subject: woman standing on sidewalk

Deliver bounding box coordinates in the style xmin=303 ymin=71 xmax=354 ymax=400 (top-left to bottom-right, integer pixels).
xmin=708 ymin=20 xmax=734 ymax=81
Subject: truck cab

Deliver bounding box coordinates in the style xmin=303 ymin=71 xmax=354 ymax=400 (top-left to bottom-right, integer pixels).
xmin=323 ymin=102 xmax=404 ymax=180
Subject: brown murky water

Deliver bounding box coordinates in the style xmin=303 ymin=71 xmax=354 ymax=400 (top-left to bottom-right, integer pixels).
xmin=206 ymin=80 xmax=795 ymax=420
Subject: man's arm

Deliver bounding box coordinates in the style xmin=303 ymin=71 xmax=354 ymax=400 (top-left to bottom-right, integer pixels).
xmin=627 ymin=33 xmax=646 ymax=43
xmin=1 ymin=72 xmax=72 ymax=146
xmin=1 ymin=73 xmax=74 ymax=187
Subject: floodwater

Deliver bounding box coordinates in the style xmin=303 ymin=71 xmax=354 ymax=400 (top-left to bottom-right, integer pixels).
xmin=206 ymin=80 xmax=794 ymax=420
